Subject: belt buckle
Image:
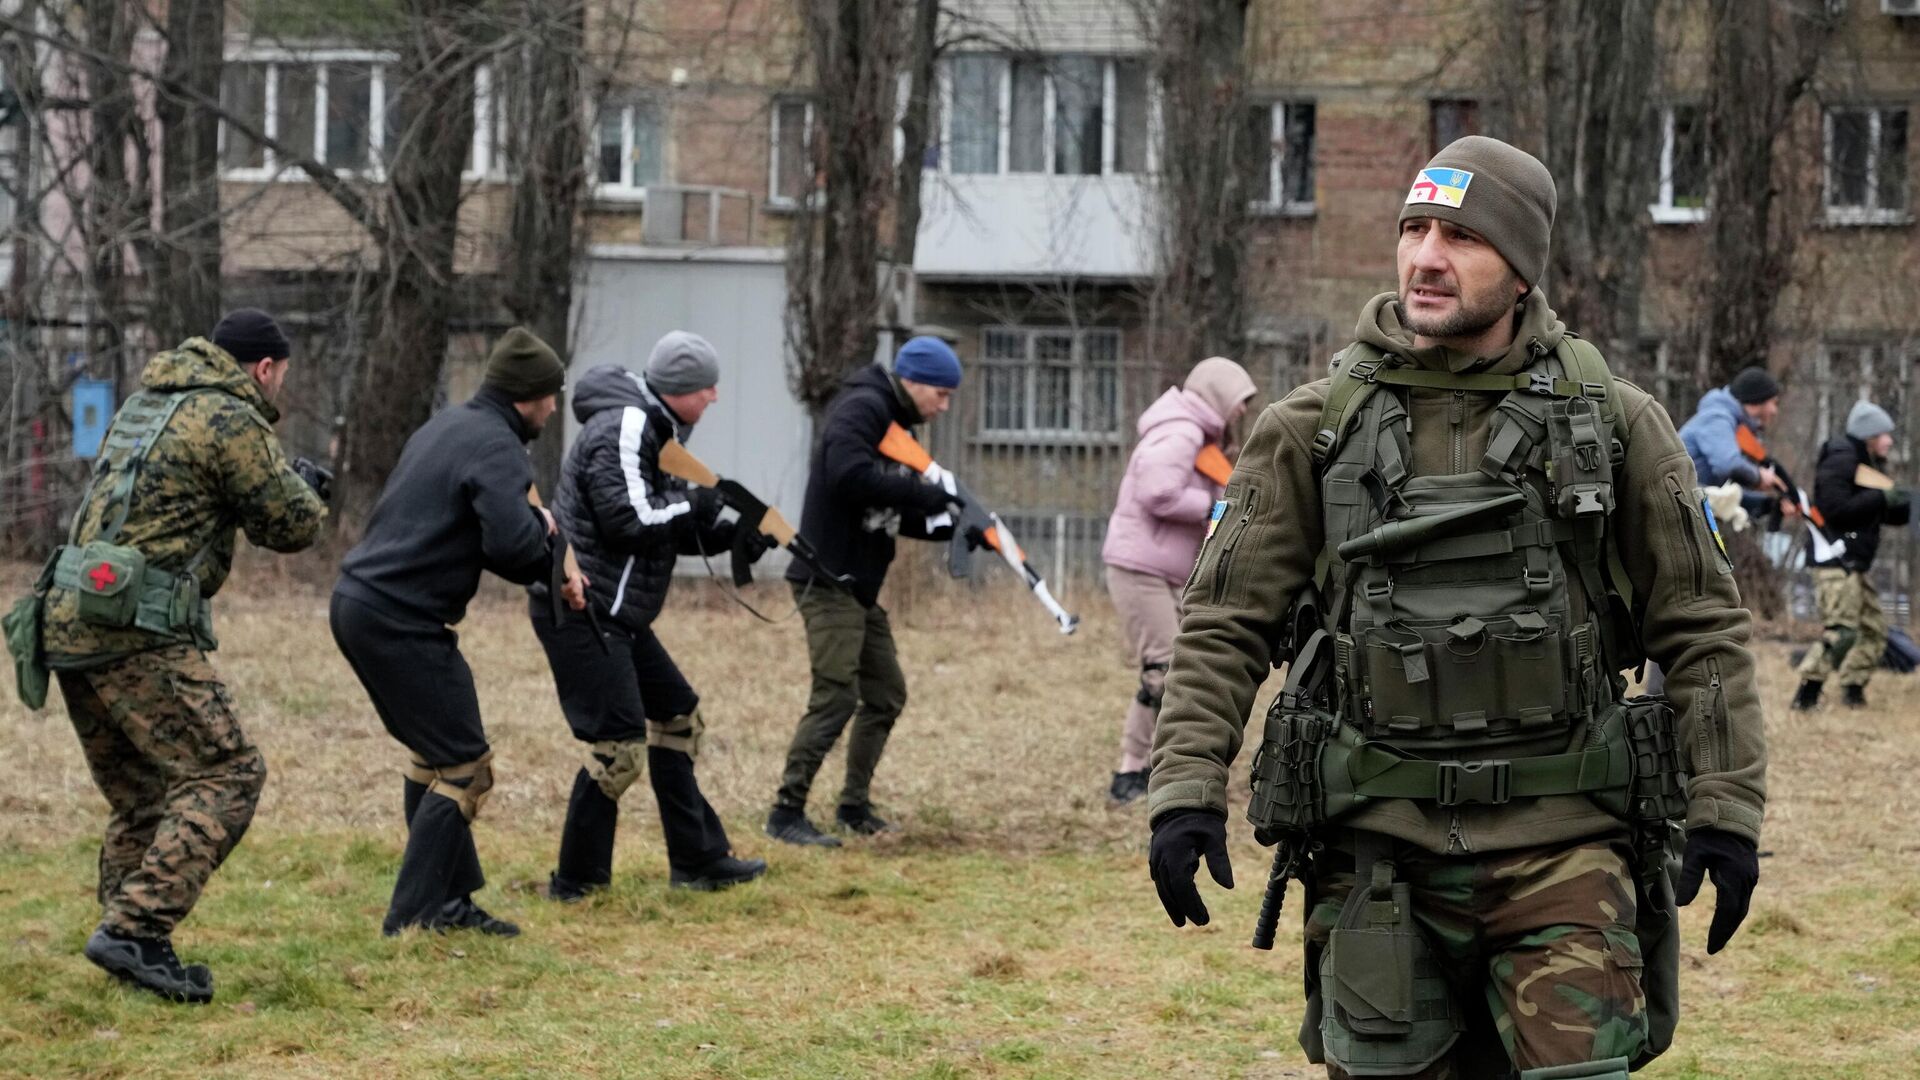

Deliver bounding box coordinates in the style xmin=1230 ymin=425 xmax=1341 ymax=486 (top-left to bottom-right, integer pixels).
xmin=1436 ymin=759 xmax=1512 ymax=806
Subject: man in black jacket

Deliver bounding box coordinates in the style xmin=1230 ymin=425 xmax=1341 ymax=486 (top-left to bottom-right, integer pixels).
xmin=331 ymin=327 xmax=581 ymax=936
xmin=530 ymin=332 xmax=771 ymax=897
xmin=766 ymin=337 xmax=962 ymax=846
xmin=1792 ymin=400 xmax=1912 ymax=710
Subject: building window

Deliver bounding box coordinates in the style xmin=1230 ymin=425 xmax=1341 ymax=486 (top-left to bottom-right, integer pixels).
xmin=1825 ymin=106 xmax=1909 ymax=224
xmin=979 ymin=326 xmax=1123 ymax=439
xmin=769 ymin=98 xmax=815 ymax=206
xmin=1245 ymin=100 xmax=1315 ymax=214
xmin=1249 ymin=327 xmax=1321 ymax=402
xmin=1652 ymin=104 xmax=1709 ymax=223
xmin=1429 ymin=98 xmax=1478 ymax=156
xmin=944 ymin=54 xmax=1151 ymax=178
xmin=220 ymin=51 xmax=500 ymax=180
xmin=595 ymin=99 xmax=664 ymax=196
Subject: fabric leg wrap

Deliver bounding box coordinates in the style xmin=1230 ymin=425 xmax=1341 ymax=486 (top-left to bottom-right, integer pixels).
xmin=647 ymin=709 xmax=705 ymax=758
xmin=1519 ymin=1058 xmax=1631 ymax=1080
xmin=587 ymin=739 xmax=647 ymax=801
xmin=1135 ymin=662 xmax=1169 ymax=709
xmin=407 ymin=751 xmax=496 ymax=823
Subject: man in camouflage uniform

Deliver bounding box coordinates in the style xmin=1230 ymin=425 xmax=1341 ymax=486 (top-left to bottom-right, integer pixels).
xmin=42 ymin=309 xmax=328 ymax=1003
xmin=1147 ymin=138 xmax=1766 ymax=1078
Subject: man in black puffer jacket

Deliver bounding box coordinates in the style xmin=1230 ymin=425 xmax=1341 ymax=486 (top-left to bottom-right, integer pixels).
xmin=766 ymin=338 xmax=963 ymax=846
xmin=1791 ymin=400 xmax=1912 ymax=710
xmin=529 ymin=331 xmax=773 ymax=897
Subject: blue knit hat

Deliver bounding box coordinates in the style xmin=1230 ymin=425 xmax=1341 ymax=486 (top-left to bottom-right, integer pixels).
xmin=894 ymin=336 xmax=962 ymax=389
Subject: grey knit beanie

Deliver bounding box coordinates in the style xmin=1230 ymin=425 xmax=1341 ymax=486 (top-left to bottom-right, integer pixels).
xmin=1846 ymin=400 xmax=1895 ymax=441
xmin=1399 ymin=135 xmax=1557 ymax=287
xmin=645 ymin=331 xmax=721 ymax=395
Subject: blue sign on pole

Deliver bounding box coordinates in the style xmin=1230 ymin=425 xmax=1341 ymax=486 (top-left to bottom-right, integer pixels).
xmin=71 ymin=379 xmax=114 ymax=459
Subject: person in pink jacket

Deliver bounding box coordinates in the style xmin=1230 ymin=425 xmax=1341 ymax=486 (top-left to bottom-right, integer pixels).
xmin=1100 ymin=356 xmax=1257 ymax=803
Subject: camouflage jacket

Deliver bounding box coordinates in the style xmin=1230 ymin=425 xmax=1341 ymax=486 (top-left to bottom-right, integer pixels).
xmin=42 ymin=338 xmax=327 ymax=667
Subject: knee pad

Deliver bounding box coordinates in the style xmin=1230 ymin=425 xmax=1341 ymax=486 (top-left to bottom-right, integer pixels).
xmin=1519 ymin=1058 xmax=1631 ymax=1080
xmin=646 ymin=709 xmax=705 ymax=758
xmin=1823 ymin=624 xmax=1859 ymax=666
xmin=587 ymin=738 xmax=647 ymax=800
xmin=1135 ymin=662 xmax=1169 ymax=709
xmin=409 ymin=751 xmax=496 ymax=822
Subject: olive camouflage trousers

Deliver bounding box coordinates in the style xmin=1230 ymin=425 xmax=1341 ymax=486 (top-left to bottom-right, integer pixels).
xmin=57 ymin=645 xmax=266 ymax=938
xmin=1306 ymin=837 xmax=1647 ymax=1078
xmin=1795 ymin=568 xmax=1886 ymax=689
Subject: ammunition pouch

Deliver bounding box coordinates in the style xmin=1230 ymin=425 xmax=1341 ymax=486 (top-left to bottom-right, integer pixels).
xmin=53 ymin=543 xmax=216 ymax=650
xmin=646 ymin=709 xmax=705 ymax=758
xmin=588 ymin=738 xmax=647 ymax=800
xmin=1318 ymin=858 xmax=1462 ymax=1076
xmin=408 ymin=752 xmax=496 ymax=823
xmin=1617 ymin=695 xmax=1687 ymax=1068
xmin=3 ymin=552 xmax=57 ymax=709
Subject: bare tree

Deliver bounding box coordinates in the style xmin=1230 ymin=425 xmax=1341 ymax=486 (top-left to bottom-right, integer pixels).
xmin=153 ymin=0 xmax=223 ymax=347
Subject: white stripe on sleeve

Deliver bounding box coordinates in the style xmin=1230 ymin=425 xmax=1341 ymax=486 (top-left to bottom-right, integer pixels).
xmin=619 ymin=406 xmax=693 ymax=527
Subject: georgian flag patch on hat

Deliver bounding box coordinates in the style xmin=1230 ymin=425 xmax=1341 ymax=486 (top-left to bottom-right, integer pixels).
xmin=1406 ymin=167 xmax=1474 ymax=208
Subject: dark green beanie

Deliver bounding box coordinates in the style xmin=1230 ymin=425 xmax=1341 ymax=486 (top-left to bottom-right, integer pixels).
xmin=1398 ymin=135 xmax=1556 ymax=287
xmin=483 ymin=326 xmax=566 ymax=401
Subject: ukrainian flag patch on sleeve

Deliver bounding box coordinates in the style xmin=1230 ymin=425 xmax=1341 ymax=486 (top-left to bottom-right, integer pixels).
xmin=1207 ymin=499 xmax=1229 ymax=540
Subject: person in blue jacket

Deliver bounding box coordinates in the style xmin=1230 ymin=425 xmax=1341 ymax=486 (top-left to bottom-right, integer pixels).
xmin=1679 ymin=367 xmax=1793 ymax=523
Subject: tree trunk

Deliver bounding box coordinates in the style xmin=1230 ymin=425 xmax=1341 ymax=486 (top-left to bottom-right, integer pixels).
xmin=786 ymin=0 xmax=906 ymax=417
xmin=337 ymin=2 xmax=481 ymax=524
xmin=504 ymin=0 xmax=589 ymax=497
xmin=1700 ymin=0 xmax=1835 ymax=385
xmin=154 ymin=0 xmax=224 ymax=348
xmin=1540 ymin=0 xmax=1657 ymax=357
xmin=1152 ymin=0 xmax=1251 ymax=381
xmin=890 ymin=0 xmax=937 ymax=273
xmin=79 ymin=0 xmax=147 ymax=390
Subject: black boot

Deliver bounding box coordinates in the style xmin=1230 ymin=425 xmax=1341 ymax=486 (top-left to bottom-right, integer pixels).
xmin=835 ymin=804 xmax=896 ymax=836
xmin=670 ymin=855 xmax=769 ymax=892
xmin=1790 ymin=679 xmax=1823 ymax=711
xmin=765 ymin=806 xmax=842 ymax=847
xmin=1844 ymin=684 xmax=1867 ymax=709
xmin=427 ymin=896 xmax=520 ymax=937
xmin=1108 ymin=769 xmax=1149 ymax=804
xmin=84 ymin=927 xmax=214 ymax=1004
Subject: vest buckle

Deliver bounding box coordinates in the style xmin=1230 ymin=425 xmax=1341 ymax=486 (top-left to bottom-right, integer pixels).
xmin=1436 ymin=759 xmax=1512 ymax=806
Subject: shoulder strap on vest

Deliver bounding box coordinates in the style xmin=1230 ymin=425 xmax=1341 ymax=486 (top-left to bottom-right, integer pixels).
xmin=75 ymin=388 xmax=217 ymax=546
xmin=1312 ymin=344 xmax=1390 ymax=469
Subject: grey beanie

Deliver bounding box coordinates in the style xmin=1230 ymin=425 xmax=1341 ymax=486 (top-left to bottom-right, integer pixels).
xmin=1398 ymin=135 xmax=1557 ymax=287
xmin=645 ymin=331 xmax=721 ymax=395
xmin=1846 ymin=400 xmax=1895 ymax=441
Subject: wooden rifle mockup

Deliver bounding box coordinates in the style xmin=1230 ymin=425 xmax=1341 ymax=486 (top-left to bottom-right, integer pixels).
xmin=657 ymin=439 xmax=851 ymax=589
xmin=527 ymin=485 xmax=607 ymax=652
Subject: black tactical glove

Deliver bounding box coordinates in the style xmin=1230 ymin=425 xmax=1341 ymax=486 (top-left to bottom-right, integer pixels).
xmin=1675 ymin=828 xmax=1759 ymax=955
xmin=1887 ymin=487 xmax=1911 ymax=512
xmin=912 ymin=480 xmax=957 ymax=516
xmin=731 ymin=523 xmax=778 ymax=566
xmin=292 ymin=457 xmax=333 ymax=504
xmin=964 ymin=524 xmax=991 ymax=552
xmin=1148 ymin=809 xmax=1233 ymax=927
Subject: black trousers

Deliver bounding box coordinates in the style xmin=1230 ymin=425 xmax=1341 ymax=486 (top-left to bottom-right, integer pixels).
xmin=529 ymin=597 xmax=731 ymax=882
xmin=329 ymin=590 xmax=489 ymax=933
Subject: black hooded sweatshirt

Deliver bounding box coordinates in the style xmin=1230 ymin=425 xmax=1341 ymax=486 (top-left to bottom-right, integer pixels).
xmin=1809 ymin=433 xmax=1912 ymax=573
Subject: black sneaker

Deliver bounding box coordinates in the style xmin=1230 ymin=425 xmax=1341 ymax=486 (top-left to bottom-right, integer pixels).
xmin=670 ymin=855 xmax=769 ymax=892
xmin=83 ymin=927 xmax=214 ymax=1004
xmin=1108 ymin=769 xmax=1149 ymax=804
xmin=544 ymin=873 xmax=605 ymax=904
xmin=430 ymin=896 xmax=521 ymax=937
xmin=1790 ymin=679 xmax=1824 ymax=711
xmin=835 ymin=805 xmax=896 ymax=836
xmin=1844 ymin=684 xmax=1867 ymax=709
xmin=765 ymin=808 xmax=843 ymax=847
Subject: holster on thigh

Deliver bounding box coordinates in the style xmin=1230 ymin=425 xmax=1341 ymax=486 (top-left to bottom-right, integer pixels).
xmin=647 ymin=709 xmax=705 ymax=758
xmin=587 ymin=739 xmax=647 ymax=800
xmin=1319 ymin=855 xmax=1462 ymax=1077
xmin=406 ymin=751 xmax=496 ymax=823
xmin=1822 ymin=624 xmax=1859 ymax=666
xmin=1519 ymin=1058 xmax=1631 ymax=1080
xmin=1135 ymin=661 xmax=1169 ymax=709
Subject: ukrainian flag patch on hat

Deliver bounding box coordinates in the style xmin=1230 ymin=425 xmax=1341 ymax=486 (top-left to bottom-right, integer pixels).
xmin=1405 ymin=167 xmax=1474 ymax=209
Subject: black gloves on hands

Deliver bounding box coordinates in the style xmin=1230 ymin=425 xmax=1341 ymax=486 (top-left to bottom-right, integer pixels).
xmin=913 ymin=480 xmax=958 ymax=516
xmin=731 ymin=523 xmax=778 ymax=566
xmin=1675 ymin=828 xmax=1759 ymax=955
xmin=1149 ymin=809 xmax=1234 ymax=927
xmin=292 ymin=457 xmax=333 ymax=503
xmin=964 ymin=524 xmax=991 ymax=552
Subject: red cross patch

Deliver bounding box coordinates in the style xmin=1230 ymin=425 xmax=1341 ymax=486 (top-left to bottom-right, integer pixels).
xmin=88 ymin=562 xmax=118 ymax=591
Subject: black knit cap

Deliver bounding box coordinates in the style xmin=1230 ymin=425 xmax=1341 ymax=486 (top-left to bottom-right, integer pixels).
xmin=483 ymin=326 xmax=566 ymax=402
xmin=211 ymin=308 xmax=292 ymax=366
xmin=1728 ymin=366 xmax=1781 ymax=405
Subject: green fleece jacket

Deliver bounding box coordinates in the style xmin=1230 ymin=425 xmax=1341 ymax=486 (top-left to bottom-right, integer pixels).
xmin=1148 ymin=291 xmax=1767 ymax=852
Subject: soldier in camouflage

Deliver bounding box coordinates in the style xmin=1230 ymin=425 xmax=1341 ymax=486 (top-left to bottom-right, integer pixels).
xmin=43 ymin=309 xmax=327 ymax=1004
xmin=1147 ymin=139 xmax=1766 ymax=1079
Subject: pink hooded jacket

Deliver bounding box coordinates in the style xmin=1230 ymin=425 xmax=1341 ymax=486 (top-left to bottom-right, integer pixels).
xmin=1101 ymin=357 xmax=1258 ymax=585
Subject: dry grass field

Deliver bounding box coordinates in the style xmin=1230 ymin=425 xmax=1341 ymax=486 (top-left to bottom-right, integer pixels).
xmin=1 ymin=556 xmax=1917 ymax=1079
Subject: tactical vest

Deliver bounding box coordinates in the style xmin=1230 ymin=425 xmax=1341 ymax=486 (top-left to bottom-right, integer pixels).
xmin=47 ymin=389 xmax=220 ymax=653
